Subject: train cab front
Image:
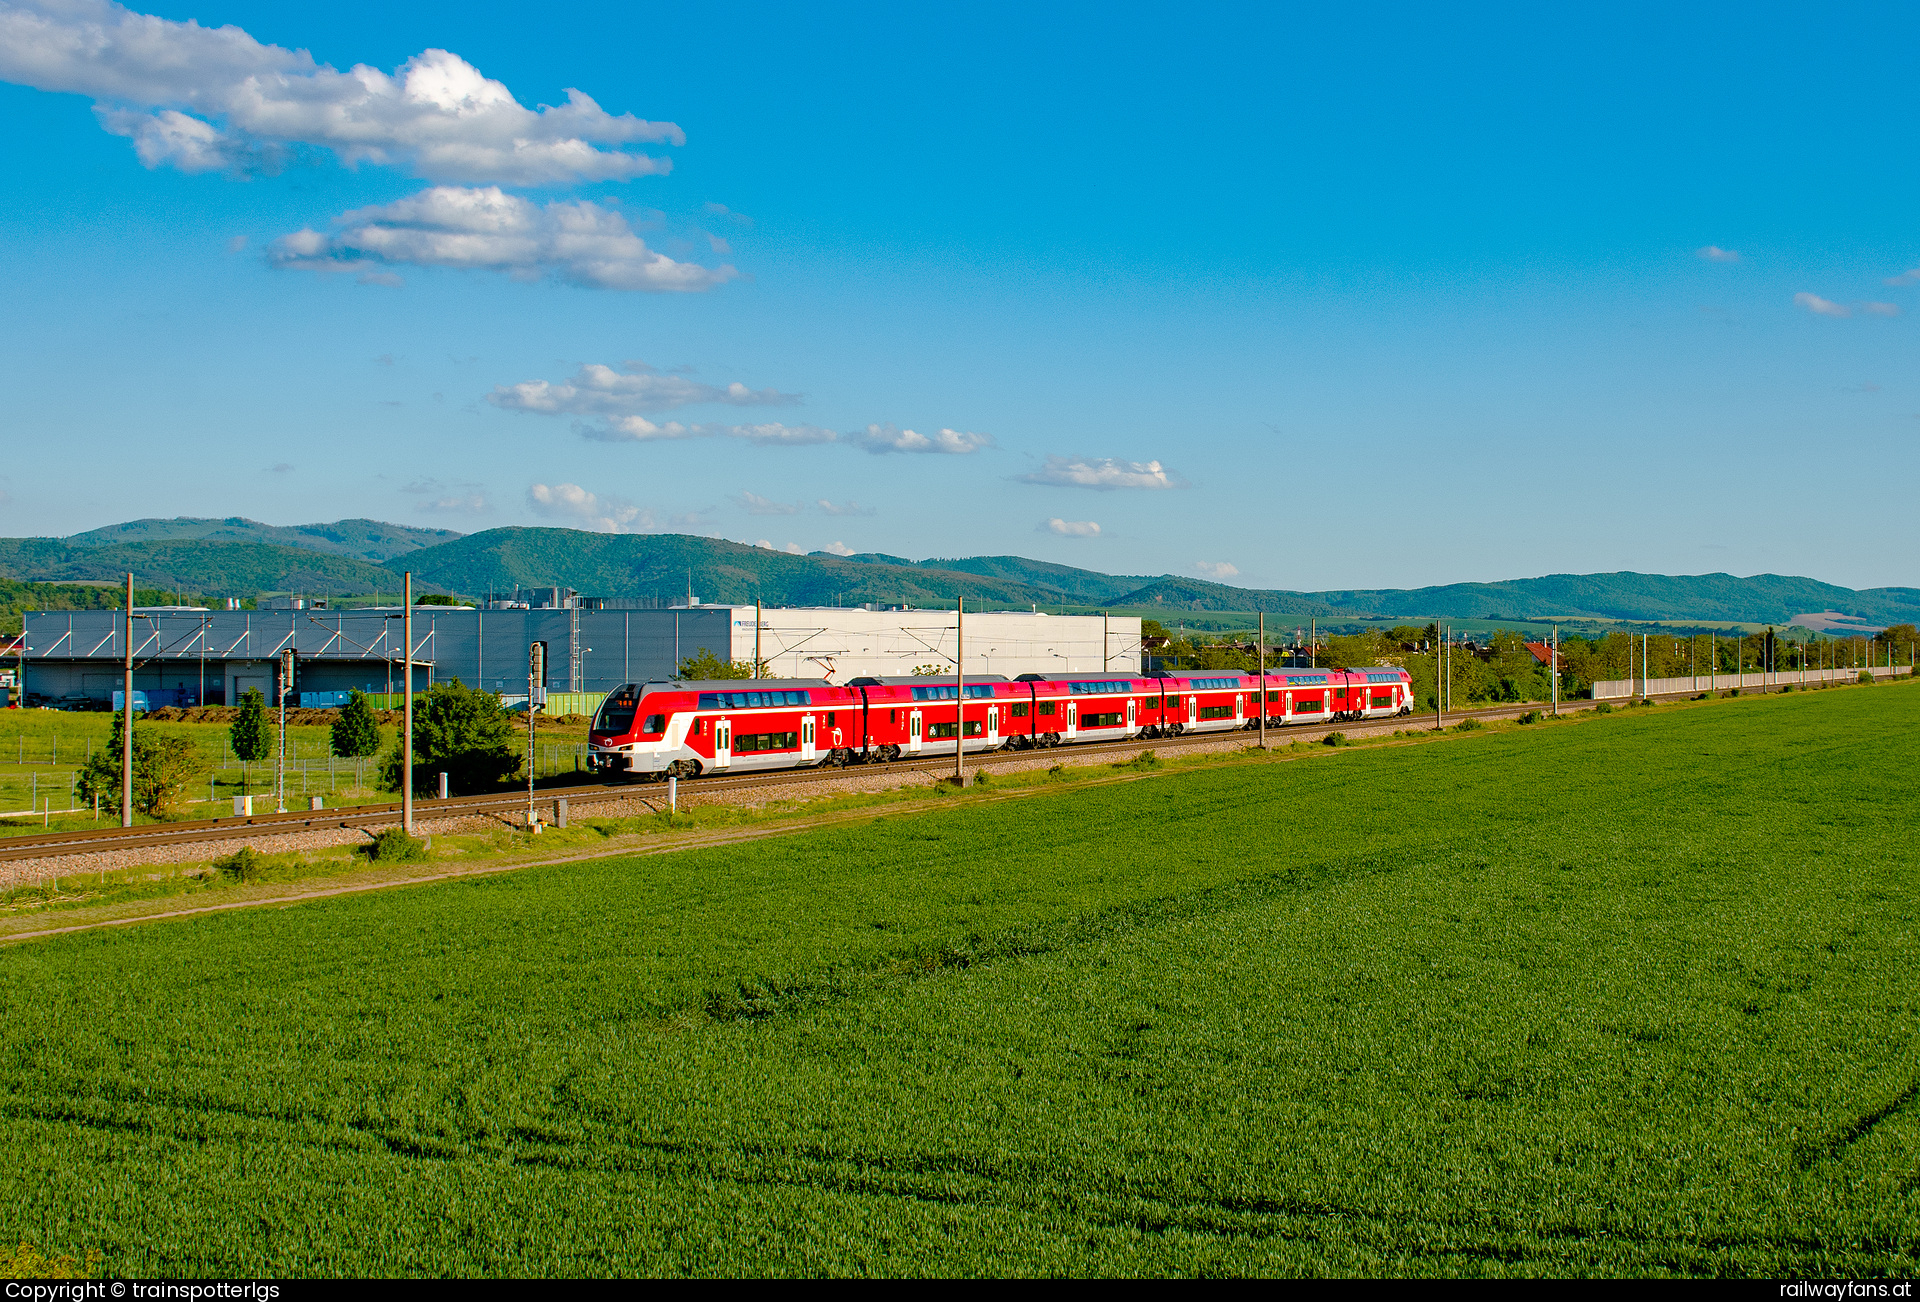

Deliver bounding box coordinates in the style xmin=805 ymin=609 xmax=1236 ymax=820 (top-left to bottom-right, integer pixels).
xmin=587 ymin=684 xmax=671 ymax=778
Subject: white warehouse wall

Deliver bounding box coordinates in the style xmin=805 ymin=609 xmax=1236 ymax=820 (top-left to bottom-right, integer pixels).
xmin=724 ymin=608 xmax=1142 ymax=681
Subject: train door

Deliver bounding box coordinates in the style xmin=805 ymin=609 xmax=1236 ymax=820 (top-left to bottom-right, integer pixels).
xmin=801 ymin=714 xmax=816 ymax=763
xmin=714 ymin=718 xmax=732 ymax=769
xmin=908 ymin=709 xmax=923 ymax=754
xmin=1066 ymin=699 xmax=1078 ymax=740
xmin=1235 ymin=692 xmax=1245 ymax=724
xmin=987 ymin=705 xmax=1000 ymax=748
xmin=1126 ymin=697 xmax=1137 ymax=734
xmin=1185 ymin=694 xmax=1197 ymax=727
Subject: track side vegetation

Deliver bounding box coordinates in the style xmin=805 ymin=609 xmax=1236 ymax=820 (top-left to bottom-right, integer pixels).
xmin=0 ymin=684 xmax=1916 ymax=1275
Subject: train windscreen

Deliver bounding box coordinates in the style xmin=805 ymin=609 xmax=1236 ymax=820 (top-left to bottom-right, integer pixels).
xmin=594 ymin=690 xmax=639 ymax=734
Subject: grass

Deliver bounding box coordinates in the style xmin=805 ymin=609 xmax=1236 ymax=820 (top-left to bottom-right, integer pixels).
xmin=0 ymin=683 xmax=1916 ymax=1275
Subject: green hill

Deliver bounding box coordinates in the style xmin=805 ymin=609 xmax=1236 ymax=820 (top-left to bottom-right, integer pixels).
xmin=0 ymin=516 xmax=1912 ymax=628
xmin=392 ymin=529 xmax=1064 ymax=608
xmin=0 ymin=539 xmax=397 ymax=596
xmin=62 ymin=516 xmax=461 ymax=561
xmin=1315 ymin=572 xmax=1920 ymax=626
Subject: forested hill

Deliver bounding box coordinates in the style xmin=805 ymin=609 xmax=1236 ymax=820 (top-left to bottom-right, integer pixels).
xmin=60 ymin=516 xmax=459 ymax=561
xmin=0 ymin=519 xmax=1913 ymax=627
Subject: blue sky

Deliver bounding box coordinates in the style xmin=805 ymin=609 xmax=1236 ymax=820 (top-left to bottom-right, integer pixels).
xmin=1 ymin=0 xmax=1914 ymax=592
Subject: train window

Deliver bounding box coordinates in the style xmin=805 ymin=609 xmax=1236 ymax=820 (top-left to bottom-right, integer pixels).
xmin=641 ymin=714 xmax=665 ymax=734
xmin=1037 ymin=701 xmax=1056 ymax=716
xmin=927 ymin=721 xmax=984 ymax=739
xmin=1081 ymin=711 xmax=1124 ymax=727
xmin=826 ymin=711 xmax=836 ymax=726
xmin=1336 ymin=687 xmax=1347 ymax=698
xmin=1197 ymin=705 xmax=1234 ymax=720
xmin=733 ymin=731 xmax=800 ymax=753
xmin=889 ymin=709 xmax=899 ymax=723
xmin=1012 ymin=703 xmax=1030 ymax=718
xmin=594 ymin=695 xmax=638 ymax=733
xmin=1293 ymin=699 xmax=1324 ymax=712
xmin=1265 ymin=690 xmax=1280 ymax=703
xmin=1370 ymin=694 xmax=1394 ymax=708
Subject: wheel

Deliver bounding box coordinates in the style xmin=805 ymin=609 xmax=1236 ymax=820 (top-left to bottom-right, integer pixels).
xmin=1044 ymin=732 xmax=1062 ymax=748
xmin=668 ymin=758 xmax=702 ymax=779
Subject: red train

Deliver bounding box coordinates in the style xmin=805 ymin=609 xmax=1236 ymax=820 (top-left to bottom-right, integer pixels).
xmin=588 ymin=666 xmax=1414 ymax=780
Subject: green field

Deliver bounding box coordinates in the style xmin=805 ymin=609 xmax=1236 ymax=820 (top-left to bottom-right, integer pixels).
xmin=2 ymin=685 xmax=1917 ymax=1275
xmin=0 ymin=710 xmax=594 ymax=831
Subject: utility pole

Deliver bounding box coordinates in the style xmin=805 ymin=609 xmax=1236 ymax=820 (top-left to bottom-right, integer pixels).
xmin=527 ymin=639 xmax=544 ymax=829
xmin=1551 ymin=625 xmax=1559 ymax=716
xmin=1257 ymin=611 xmax=1266 ymax=748
xmin=402 ymin=571 xmax=414 ymax=835
xmin=121 ymin=572 xmax=133 ymax=828
xmin=954 ymin=597 xmax=965 ymax=786
xmin=755 ymin=599 xmax=762 ymax=678
xmin=1309 ymin=617 xmax=1316 ymax=669
xmin=276 ymin=647 xmax=291 ymax=812
xmin=1103 ymin=611 xmax=1110 ymax=671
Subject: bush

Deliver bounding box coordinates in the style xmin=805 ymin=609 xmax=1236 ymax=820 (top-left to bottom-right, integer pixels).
xmin=1518 ymin=710 xmax=1542 ymax=724
xmin=1323 ymin=732 xmax=1348 ymax=746
xmin=1047 ymin=764 xmax=1066 ymax=778
xmin=380 ymin=678 xmax=522 ymax=795
xmin=366 ymin=828 xmax=428 ymax=862
xmin=1859 ymin=670 xmax=1874 ymax=684
xmin=212 ymin=846 xmax=266 ymax=883
xmin=1727 ymin=689 xmax=1740 ymax=697
xmin=75 ymin=713 xmax=208 ymax=818
xmin=1595 ymin=702 xmax=1613 ymax=714
xmin=1453 ymin=719 xmax=1482 ymax=732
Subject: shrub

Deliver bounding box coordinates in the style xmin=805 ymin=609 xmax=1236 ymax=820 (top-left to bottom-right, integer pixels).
xmin=330 ymin=690 xmax=382 ymax=759
xmin=366 ymin=828 xmax=428 ymax=863
xmin=1518 ymin=710 xmax=1542 ymax=724
xmin=1453 ymin=719 xmax=1482 ymax=732
xmin=970 ymin=769 xmax=991 ymax=786
xmin=1859 ymin=670 xmax=1874 ymax=684
xmin=213 ymin=846 xmax=266 ymax=883
xmin=1323 ymin=732 xmax=1348 ymax=746
xmin=75 ymin=713 xmax=208 ymax=818
xmin=1047 ymin=764 xmax=1066 ymax=778
xmin=1727 ymin=689 xmax=1739 ymax=697
xmin=379 ymin=678 xmax=522 ymax=795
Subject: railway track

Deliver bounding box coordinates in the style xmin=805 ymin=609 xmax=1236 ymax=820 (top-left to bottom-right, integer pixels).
xmin=0 ymin=684 xmax=1788 ymax=863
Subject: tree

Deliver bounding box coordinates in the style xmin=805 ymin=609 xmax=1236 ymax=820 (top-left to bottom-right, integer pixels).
xmin=228 ymin=687 xmax=271 ymax=793
xmin=76 ymin=712 xmax=207 ymax=818
xmin=379 ymin=678 xmax=522 ymax=795
xmin=330 ymin=689 xmax=382 ymax=758
xmin=675 ymin=648 xmax=767 ymax=679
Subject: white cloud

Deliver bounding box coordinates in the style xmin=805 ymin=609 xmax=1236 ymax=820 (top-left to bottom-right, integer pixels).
xmin=0 ymin=1 xmax=682 ymax=184
xmin=842 ymin=423 xmax=992 ymax=455
xmin=1193 ymin=561 xmax=1239 ymax=581
xmin=783 ymin=542 xmax=804 ymax=555
xmin=818 ymin=540 xmax=854 ymax=556
xmin=403 ymin=477 xmax=489 ymax=513
xmin=489 ymin=360 xmax=799 ymax=416
xmin=1016 ymin=455 xmax=1185 ymax=491
xmin=754 ymin=538 xmax=775 ymax=550
xmin=525 ymin=482 xmax=702 ymax=533
xmin=1696 ymin=245 xmax=1740 ymax=262
xmin=1040 ymin=518 xmax=1101 ymax=536
xmin=817 ymin=499 xmax=874 ymax=516
xmin=1861 ymin=302 xmax=1901 ymax=317
xmin=269 ymin=187 xmax=734 ymax=291
xmin=1794 ymin=292 xmax=1850 ymax=318
xmin=1885 ymin=269 xmax=1920 ymax=287
xmin=735 ymin=491 xmax=801 ymax=516
xmin=702 ymin=201 xmax=753 ymax=228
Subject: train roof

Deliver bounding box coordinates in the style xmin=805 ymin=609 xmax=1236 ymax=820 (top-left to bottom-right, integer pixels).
xmin=847 ymin=674 xmax=1011 ymax=686
xmin=1012 ymin=670 xmax=1165 ymax=682
xmin=636 ymin=678 xmax=840 ymax=692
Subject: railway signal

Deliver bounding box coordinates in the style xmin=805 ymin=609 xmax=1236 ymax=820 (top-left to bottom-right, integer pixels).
xmin=528 ymin=639 xmax=546 ymax=829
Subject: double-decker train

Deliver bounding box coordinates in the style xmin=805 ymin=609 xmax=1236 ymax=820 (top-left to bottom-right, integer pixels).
xmin=587 ymin=665 xmax=1414 ymax=780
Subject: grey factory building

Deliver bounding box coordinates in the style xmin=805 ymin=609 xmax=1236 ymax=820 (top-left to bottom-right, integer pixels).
xmin=16 ymin=604 xmax=1140 ymax=708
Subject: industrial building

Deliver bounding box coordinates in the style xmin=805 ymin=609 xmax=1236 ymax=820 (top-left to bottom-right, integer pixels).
xmin=15 ymin=604 xmax=1142 ymax=707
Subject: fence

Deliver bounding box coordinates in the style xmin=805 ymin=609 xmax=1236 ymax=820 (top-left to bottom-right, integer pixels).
xmin=0 ymin=733 xmax=595 ymax=818
xmin=1593 ymin=664 xmax=1911 ymax=699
